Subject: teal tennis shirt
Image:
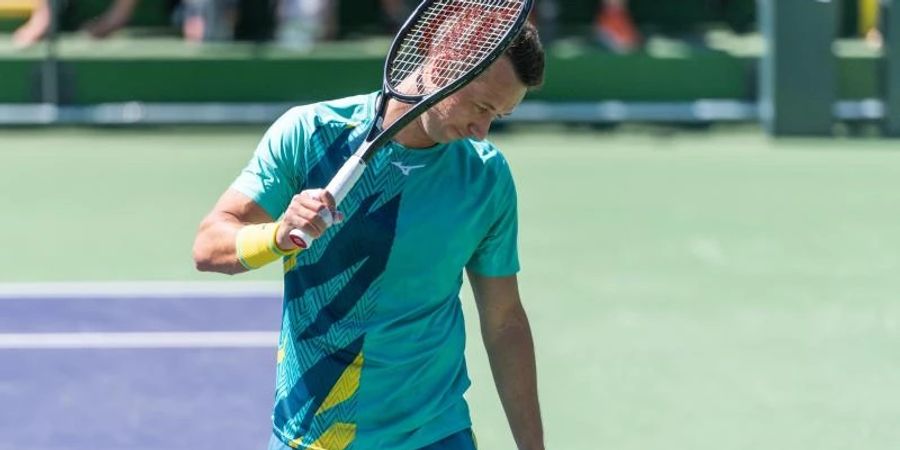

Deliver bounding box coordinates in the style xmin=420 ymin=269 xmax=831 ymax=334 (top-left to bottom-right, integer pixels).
xmin=231 ymin=93 xmax=519 ymax=450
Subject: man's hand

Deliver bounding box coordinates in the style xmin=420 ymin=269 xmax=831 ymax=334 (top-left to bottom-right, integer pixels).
xmin=276 ymin=189 xmax=344 ymax=250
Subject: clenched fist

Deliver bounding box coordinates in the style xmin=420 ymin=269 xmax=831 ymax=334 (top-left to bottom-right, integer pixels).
xmin=276 ymin=189 xmax=345 ymax=250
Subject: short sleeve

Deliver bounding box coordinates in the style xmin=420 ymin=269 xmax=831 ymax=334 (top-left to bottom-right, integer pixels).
xmin=466 ymin=164 xmax=520 ymax=276
xmin=230 ymin=107 xmax=307 ymax=219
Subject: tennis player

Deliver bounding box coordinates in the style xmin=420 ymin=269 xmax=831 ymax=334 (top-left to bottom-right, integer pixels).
xmin=193 ymin=21 xmax=545 ymax=450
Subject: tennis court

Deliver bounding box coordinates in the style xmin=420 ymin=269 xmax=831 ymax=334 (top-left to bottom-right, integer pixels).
xmin=0 ymin=285 xmax=280 ymax=450
xmin=3 ymin=126 xmax=899 ymax=449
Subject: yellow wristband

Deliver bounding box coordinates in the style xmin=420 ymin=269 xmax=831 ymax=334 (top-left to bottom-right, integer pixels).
xmin=235 ymin=222 xmax=300 ymax=270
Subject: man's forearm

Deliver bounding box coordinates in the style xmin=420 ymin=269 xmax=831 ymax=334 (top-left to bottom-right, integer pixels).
xmin=483 ymin=310 xmax=544 ymax=450
xmin=192 ymin=214 xmax=250 ymax=275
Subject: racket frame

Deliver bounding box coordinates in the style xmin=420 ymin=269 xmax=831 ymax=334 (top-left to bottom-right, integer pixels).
xmin=289 ymin=0 xmax=533 ymax=248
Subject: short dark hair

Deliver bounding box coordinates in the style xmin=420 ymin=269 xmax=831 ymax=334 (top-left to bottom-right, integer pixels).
xmin=504 ymin=21 xmax=545 ymax=89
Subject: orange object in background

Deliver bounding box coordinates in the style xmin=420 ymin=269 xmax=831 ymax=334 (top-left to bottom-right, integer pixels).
xmin=0 ymin=0 xmax=34 ymax=18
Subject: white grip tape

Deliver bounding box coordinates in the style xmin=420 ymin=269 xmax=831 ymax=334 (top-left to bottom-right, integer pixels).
xmin=288 ymin=157 xmax=366 ymax=249
xmin=288 ymin=229 xmax=313 ymax=249
xmin=326 ymin=156 xmax=367 ymax=206
xmin=288 ymin=208 xmax=333 ymax=249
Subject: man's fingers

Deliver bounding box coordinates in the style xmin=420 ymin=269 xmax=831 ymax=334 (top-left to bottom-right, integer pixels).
xmin=301 ymin=189 xmax=335 ymax=207
xmin=301 ymin=189 xmax=338 ymax=218
xmin=295 ymin=206 xmax=327 ymax=236
xmin=319 ymin=191 xmax=337 ymax=210
xmin=297 ymin=194 xmax=328 ymax=214
xmin=289 ymin=190 xmax=343 ymax=237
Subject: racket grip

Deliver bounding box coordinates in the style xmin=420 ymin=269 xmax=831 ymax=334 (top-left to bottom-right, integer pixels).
xmin=287 ymin=156 xmax=366 ymax=250
xmin=326 ymin=155 xmax=367 ymax=205
xmin=288 ymin=208 xmax=334 ymax=249
xmin=288 ymin=229 xmax=314 ymax=249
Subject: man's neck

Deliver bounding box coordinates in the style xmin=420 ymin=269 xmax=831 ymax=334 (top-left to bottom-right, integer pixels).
xmin=382 ymin=98 xmax=437 ymax=149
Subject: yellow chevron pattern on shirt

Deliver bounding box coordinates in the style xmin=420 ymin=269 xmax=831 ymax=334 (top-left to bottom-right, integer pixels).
xmin=316 ymin=352 xmax=363 ymax=415
xmin=285 ymin=422 xmax=356 ymax=450
xmin=311 ymin=422 xmax=356 ymax=450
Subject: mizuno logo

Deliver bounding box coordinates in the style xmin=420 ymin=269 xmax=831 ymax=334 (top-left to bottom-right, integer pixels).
xmin=391 ymin=161 xmax=426 ymax=176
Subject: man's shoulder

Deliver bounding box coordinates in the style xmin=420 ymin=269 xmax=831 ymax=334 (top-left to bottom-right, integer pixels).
xmin=452 ymin=137 xmax=512 ymax=177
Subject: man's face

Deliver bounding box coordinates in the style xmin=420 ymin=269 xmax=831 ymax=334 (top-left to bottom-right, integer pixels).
xmin=418 ymin=57 xmax=527 ymax=143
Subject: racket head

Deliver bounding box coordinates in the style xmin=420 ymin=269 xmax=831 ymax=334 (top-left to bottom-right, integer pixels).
xmin=383 ymin=0 xmax=534 ymax=104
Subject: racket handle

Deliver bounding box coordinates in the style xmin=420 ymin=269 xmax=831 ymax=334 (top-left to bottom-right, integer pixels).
xmin=326 ymin=155 xmax=368 ymax=205
xmin=287 ymin=156 xmax=367 ymax=250
xmin=288 ymin=208 xmax=334 ymax=249
xmin=289 ymin=229 xmax=313 ymax=249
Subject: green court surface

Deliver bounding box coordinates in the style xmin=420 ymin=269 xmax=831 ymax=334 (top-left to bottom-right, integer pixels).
xmin=2 ymin=126 xmax=900 ymax=448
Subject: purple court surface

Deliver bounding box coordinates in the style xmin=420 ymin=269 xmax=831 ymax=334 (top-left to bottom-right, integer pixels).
xmin=0 ymin=283 xmax=284 ymax=450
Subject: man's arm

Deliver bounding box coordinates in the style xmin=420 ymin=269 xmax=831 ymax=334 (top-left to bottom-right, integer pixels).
xmin=193 ymin=189 xmax=273 ymax=275
xmin=467 ymin=270 xmax=544 ymax=450
xmin=192 ymin=188 xmax=335 ymax=274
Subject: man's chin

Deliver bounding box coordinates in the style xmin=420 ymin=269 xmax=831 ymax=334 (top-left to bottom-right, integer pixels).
xmin=428 ymin=133 xmax=453 ymax=144
xmin=444 ymin=127 xmax=465 ymax=142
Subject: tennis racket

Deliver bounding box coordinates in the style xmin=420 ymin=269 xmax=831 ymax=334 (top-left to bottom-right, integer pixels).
xmin=289 ymin=0 xmax=534 ymax=249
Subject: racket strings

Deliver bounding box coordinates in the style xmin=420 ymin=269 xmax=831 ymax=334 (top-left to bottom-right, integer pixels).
xmin=389 ymin=0 xmax=524 ymax=95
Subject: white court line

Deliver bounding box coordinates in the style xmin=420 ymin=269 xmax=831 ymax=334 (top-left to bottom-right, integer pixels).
xmin=0 ymin=282 xmax=282 ymax=300
xmin=0 ymin=331 xmax=279 ymax=349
